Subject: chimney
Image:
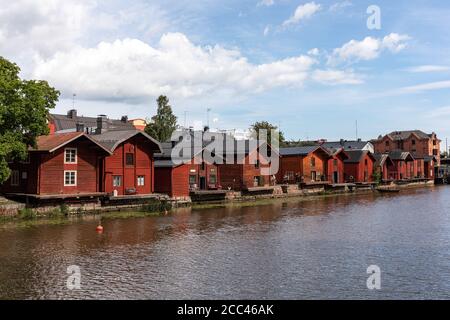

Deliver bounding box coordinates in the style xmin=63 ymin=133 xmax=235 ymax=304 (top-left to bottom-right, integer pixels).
xmin=67 ymin=109 xmax=77 ymax=119
xmin=96 ymin=115 xmax=108 ymax=134
xmin=76 ymin=122 xmax=85 ymax=133
xmin=340 ymin=139 xmax=344 ymax=146
xmin=121 ymin=115 xmax=128 ymax=123
xmin=203 ymin=126 xmax=210 ymax=132
xmin=357 ymin=138 xmax=362 ymax=142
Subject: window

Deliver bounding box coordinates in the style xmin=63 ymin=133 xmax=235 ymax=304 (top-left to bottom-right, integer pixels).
xmin=255 ymin=159 xmax=260 ymax=169
xmin=137 ymin=176 xmax=145 ymax=186
xmin=433 ymin=140 xmax=437 ymax=146
xmin=64 ymin=171 xmax=77 ymax=186
xmin=10 ymin=170 xmax=20 ymax=186
xmin=412 ymin=139 xmax=416 ymax=145
xmin=189 ymin=175 xmax=196 ymax=185
xmin=385 ymin=141 xmax=389 ymax=147
xmin=209 ymin=174 xmax=217 ymax=184
xmin=310 ymin=157 xmax=316 ymax=167
xmin=311 ymin=171 xmax=317 ymax=181
xmin=433 ymin=149 xmax=438 ymax=156
xmin=365 ymin=159 xmax=368 ymax=166
xmin=64 ymin=148 xmax=77 ymax=163
xmin=125 ymin=153 xmax=134 ymax=165
xmin=113 ymin=175 xmax=122 ymax=187
xmin=22 ymin=172 xmax=28 ymax=180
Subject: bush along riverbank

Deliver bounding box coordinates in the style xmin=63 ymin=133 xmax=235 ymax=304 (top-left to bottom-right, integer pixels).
xmin=0 ymin=180 xmax=437 ymax=224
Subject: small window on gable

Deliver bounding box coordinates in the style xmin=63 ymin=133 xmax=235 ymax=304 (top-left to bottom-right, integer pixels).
xmin=125 ymin=153 xmax=134 ymax=166
xmin=65 ymin=148 xmax=77 ymax=163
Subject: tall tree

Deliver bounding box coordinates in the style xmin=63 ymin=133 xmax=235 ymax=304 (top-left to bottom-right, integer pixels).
xmin=250 ymin=121 xmax=285 ymax=146
xmin=145 ymin=95 xmax=178 ymax=142
xmin=0 ymin=57 xmax=59 ymax=183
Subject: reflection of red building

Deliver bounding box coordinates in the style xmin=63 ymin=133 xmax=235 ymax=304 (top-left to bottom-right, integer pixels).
xmin=0 ymin=132 xmax=111 ymax=196
xmin=343 ymin=150 xmax=375 ymax=183
xmin=92 ymin=130 xmax=161 ymax=195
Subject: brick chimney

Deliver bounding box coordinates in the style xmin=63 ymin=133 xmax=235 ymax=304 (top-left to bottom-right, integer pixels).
xmin=67 ymin=109 xmax=77 ymax=119
xmin=96 ymin=115 xmax=108 ymax=134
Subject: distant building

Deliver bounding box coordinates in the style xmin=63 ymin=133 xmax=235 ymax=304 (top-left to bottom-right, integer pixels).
xmin=127 ymin=118 xmax=147 ymax=131
xmin=372 ymin=130 xmax=441 ymax=165
xmin=319 ymin=139 xmax=374 ymax=153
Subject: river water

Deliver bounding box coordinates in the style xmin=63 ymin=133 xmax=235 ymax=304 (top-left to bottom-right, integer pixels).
xmin=1 ymin=186 xmax=449 ymax=300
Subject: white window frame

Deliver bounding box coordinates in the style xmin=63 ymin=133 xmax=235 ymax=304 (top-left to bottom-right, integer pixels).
xmin=113 ymin=175 xmax=122 ymax=187
xmin=10 ymin=170 xmax=20 ymax=186
xmin=64 ymin=148 xmax=77 ymax=164
xmin=137 ymin=176 xmax=145 ymax=186
xmin=64 ymin=170 xmax=77 ymax=186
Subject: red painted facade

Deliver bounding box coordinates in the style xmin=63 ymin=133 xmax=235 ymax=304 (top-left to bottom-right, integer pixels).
xmin=344 ymin=152 xmax=375 ymax=183
xmin=0 ymin=134 xmax=109 ymax=195
xmin=101 ymin=135 xmax=157 ymax=195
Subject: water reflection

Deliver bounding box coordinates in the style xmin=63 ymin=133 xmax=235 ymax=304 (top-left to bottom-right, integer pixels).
xmin=0 ymin=187 xmax=449 ymax=299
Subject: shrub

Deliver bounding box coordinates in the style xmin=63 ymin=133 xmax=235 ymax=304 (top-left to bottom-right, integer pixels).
xmin=18 ymin=208 xmax=37 ymax=220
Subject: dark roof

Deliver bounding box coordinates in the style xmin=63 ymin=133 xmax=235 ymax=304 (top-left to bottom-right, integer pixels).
xmin=344 ymin=150 xmax=375 ymax=163
xmin=424 ymin=155 xmax=437 ymax=163
xmin=50 ymin=113 xmax=134 ymax=132
xmin=320 ymin=140 xmax=371 ymax=151
xmin=92 ymin=130 xmax=161 ymax=152
xmin=279 ymin=146 xmax=325 ymax=156
xmin=373 ymin=153 xmax=394 ymax=167
xmin=31 ymin=132 xmax=112 ymax=154
xmin=381 ymin=130 xmax=434 ymax=141
xmin=388 ymin=150 xmax=414 ymax=161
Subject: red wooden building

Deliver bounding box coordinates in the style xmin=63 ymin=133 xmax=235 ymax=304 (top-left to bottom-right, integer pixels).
xmin=278 ymin=146 xmax=331 ymax=184
xmin=92 ymin=130 xmax=161 ymax=196
xmin=386 ymin=151 xmax=415 ymax=180
xmin=154 ymin=142 xmax=220 ymax=198
xmin=343 ymin=150 xmax=375 ymax=183
xmin=373 ymin=153 xmax=395 ymax=181
xmin=0 ymin=132 xmax=111 ymax=197
xmin=324 ymin=148 xmax=349 ymax=184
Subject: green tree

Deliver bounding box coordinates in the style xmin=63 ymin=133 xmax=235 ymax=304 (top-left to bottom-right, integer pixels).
xmin=0 ymin=57 xmax=59 ymax=183
xmin=250 ymin=121 xmax=285 ymax=145
xmin=145 ymin=95 xmax=178 ymax=142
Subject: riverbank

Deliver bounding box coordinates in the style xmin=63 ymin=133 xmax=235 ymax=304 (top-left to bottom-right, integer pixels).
xmin=0 ymin=180 xmax=438 ymax=226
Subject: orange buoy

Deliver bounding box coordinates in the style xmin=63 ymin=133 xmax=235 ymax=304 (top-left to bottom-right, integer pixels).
xmin=96 ymin=224 xmax=104 ymax=233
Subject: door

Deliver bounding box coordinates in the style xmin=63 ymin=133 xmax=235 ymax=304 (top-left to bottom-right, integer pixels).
xmin=333 ymin=171 xmax=339 ymax=184
xmin=199 ymin=176 xmax=206 ymax=189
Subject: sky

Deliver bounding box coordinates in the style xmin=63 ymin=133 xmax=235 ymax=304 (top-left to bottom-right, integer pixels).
xmin=1 ymin=0 xmax=450 ymax=145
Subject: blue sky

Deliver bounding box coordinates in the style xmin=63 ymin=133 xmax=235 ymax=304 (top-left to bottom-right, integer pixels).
xmin=1 ymin=0 xmax=450 ymax=145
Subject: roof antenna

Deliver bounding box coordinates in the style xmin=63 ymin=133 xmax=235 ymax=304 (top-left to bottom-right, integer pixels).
xmin=206 ymin=108 xmax=211 ymax=128
xmin=72 ymin=93 xmax=76 ymax=109
xmin=355 ymin=120 xmax=358 ymax=140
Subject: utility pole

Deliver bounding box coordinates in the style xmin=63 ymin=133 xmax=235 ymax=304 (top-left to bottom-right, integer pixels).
xmin=446 ymin=138 xmax=448 ymax=158
xmin=206 ymin=108 xmax=211 ymax=128
xmin=355 ymin=120 xmax=358 ymax=140
xmin=72 ymin=93 xmax=76 ymax=109
xmin=183 ymin=111 xmax=187 ymax=128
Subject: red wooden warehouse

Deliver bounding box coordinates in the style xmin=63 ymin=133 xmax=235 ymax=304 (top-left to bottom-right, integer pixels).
xmin=92 ymin=130 xmax=161 ymax=196
xmin=343 ymin=150 xmax=375 ymax=183
xmin=0 ymin=132 xmax=111 ymax=198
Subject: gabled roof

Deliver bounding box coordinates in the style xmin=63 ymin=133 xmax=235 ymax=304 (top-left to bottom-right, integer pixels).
xmin=373 ymin=153 xmax=394 ymax=167
xmin=50 ymin=113 xmax=134 ymax=132
xmin=388 ymin=150 xmax=415 ymax=161
xmin=378 ymin=130 xmax=436 ymax=141
xmin=322 ymin=147 xmax=349 ymax=160
xmin=320 ymin=140 xmax=371 ymax=151
xmin=92 ymin=130 xmax=161 ymax=152
xmin=344 ymin=150 xmax=375 ymax=163
xmin=31 ymin=132 xmax=112 ymax=154
xmin=424 ymin=155 xmax=437 ymax=163
xmin=279 ymin=146 xmax=327 ymax=156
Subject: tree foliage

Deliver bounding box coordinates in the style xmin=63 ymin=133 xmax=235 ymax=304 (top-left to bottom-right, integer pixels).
xmin=250 ymin=121 xmax=285 ymax=146
xmin=145 ymin=95 xmax=178 ymax=142
xmin=0 ymin=57 xmax=59 ymax=183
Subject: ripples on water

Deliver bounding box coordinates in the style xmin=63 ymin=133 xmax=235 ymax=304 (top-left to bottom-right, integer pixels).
xmin=0 ymin=187 xmax=449 ymax=299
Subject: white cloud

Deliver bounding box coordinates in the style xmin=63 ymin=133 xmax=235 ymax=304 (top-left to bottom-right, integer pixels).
xmin=33 ymin=33 xmax=319 ymax=101
xmin=283 ymin=2 xmax=321 ymax=26
xmin=329 ymin=1 xmax=352 ymax=12
xmin=311 ymin=69 xmax=363 ymax=85
xmin=329 ymin=33 xmax=410 ymax=64
xmin=0 ymin=0 xmax=94 ymax=59
xmin=405 ymin=65 xmax=450 ymax=73
xmin=257 ymin=0 xmax=274 ymax=7
xmin=308 ymin=48 xmax=320 ymax=56
xmin=263 ymin=25 xmax=270 ymax=36
xmin=396 ymin=80 xmax=450 ymax=94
